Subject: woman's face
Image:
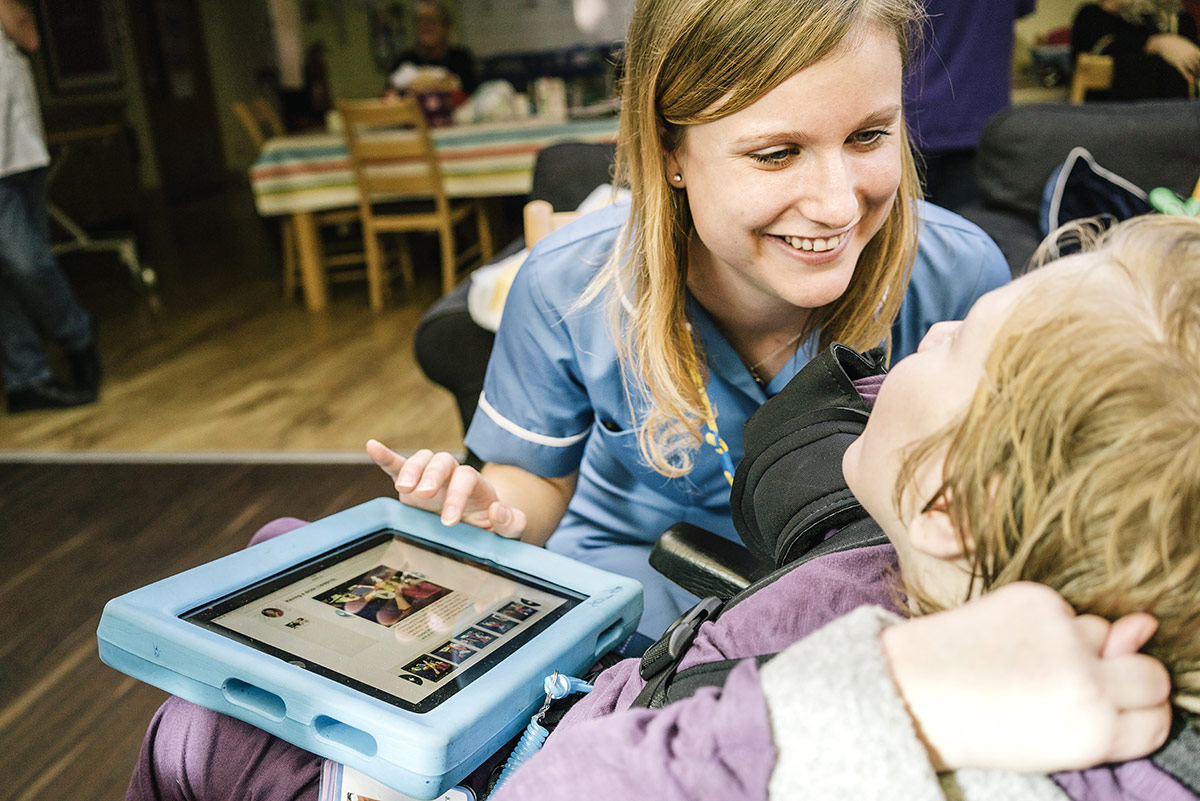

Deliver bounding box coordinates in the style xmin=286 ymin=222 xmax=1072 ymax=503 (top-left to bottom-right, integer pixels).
xmin=669 ymin=25 xmax=904 ymax=318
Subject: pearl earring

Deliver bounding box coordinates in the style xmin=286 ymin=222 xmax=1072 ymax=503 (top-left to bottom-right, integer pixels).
xmin=672 ymin=173 xmax=683 ymax=183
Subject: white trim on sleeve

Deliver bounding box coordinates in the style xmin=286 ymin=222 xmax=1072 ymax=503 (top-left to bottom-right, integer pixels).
xmin=476 ymin=392 xmax=590 ymax=448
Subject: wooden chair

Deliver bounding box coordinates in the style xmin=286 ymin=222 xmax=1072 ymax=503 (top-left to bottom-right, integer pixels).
xmin=338 ymin=97 xmax=494 ymax=308
xmin=1069 ymin=53 xmax=1115 ymax=104
xmin=232 ymin=98 xmax=284 ymax=149
xmin=233 ymin=97 xmax=363 ymax=300
xmin=522 ymin=199 xmax=580 ymax=247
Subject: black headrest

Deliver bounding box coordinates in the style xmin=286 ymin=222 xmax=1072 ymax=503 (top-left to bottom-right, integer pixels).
xmin=731 ymin=344 xmax=886 ymax=570
xmin=1152 ymin=711 xmax=1200 ymax=795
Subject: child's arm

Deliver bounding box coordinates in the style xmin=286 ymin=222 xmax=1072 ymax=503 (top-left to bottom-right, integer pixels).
xmin=490 ymin=584 xmax=1170 ymax=801
xmin=880 ymin=582 xmax=1171 ymax=773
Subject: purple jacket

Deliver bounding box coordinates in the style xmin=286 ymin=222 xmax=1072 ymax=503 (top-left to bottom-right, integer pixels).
xmin=489 ymin=544 xmax=1195 ymax=801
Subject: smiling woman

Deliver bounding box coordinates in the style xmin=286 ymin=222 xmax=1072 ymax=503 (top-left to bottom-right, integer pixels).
xmin=670 ymin=27 xmax=906 ymax=360
xmin=364 ymin=0 xmax=1013 ymax=641
xmin=124 ymin=0 xmax=1019 ymax=798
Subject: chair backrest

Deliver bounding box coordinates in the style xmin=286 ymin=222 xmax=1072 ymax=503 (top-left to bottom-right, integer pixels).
xmin=251 ymin=98 xmax=285 ymax=137
xmin=523 ymin=200 xmax=581 ymax=247
xmin=1069 ymin=53 xmax=1115 ymax=104
xmin=530 ymin=141 xmax=617 ymax=210
xmin=232 ymin=98 xmax=284 ymax=149
xmin=337 ymin=97 xmax=445 ymax=209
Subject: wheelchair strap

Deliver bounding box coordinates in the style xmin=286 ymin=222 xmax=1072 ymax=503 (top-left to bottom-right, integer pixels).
xmin=633 ymin=516 xmax=887 ymax=710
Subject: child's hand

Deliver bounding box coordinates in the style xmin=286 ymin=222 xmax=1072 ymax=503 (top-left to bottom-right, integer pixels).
xmin=882 ymin=582 xmax=1172 ymax=773
xmin=366 ymin=440 xmax=528 ymax=537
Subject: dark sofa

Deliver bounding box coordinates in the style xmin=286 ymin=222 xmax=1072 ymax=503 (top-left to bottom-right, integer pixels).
xmin=959 ymin=99 xmax=1200 ymax=276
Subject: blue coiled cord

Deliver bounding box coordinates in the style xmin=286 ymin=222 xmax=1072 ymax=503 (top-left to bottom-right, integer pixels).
xmin=491 ymin=672 xmax=592 ymax=792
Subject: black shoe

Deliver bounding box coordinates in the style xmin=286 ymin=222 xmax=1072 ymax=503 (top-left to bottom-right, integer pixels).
xmin=5 ymin=381 xmax=96 ymax=413
xmin=66 ymin=339 xmax=102 ymax=397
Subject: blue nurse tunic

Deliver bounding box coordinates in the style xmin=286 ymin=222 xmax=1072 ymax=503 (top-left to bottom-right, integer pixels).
xmin=466 ymin=199 xmax=1009 ymax=638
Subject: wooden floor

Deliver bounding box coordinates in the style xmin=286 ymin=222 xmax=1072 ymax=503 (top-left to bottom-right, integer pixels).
xmin=0 ymin=184 xmax=464 ymax=455
xmin=0 ymin=186 xmax=507 ymax=799
xmin=0 ymin=461 xmax=387 ymax=801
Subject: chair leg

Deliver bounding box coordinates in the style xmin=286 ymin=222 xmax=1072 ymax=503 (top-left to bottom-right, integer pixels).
xmin=398 ymin=234 xmax=416 ymax=286
xmin=365 ymin=226 xmax=386 ymax=311
xmin=281 ymin=218 xmax=298 ymax=300
xmin=476 ymin=200 xmax=494 ymax=263
xmin=439 ymin=221 xmax=457 ymax=296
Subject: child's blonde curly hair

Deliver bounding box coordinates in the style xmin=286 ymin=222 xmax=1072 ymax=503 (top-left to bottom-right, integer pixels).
xmin=899 ymin=215 xmax=1200 ymax=713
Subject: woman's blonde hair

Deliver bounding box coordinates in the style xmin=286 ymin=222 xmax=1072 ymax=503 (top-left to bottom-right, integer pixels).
xmin=900 ymin=215 xmax=1200 ymax=712
xmin=583 ymin=0 xmax=924 ymax=477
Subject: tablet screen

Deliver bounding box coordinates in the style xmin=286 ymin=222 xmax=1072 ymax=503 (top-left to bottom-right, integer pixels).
xmin=183 ymin=529 xmax=582 ymax=713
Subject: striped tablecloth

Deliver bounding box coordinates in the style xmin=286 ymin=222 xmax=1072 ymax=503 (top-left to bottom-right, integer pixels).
xmin=250 ymin=116 xmax=620 ymax=216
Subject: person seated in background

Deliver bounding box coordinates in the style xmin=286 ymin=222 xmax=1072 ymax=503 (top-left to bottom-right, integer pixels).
xmin=389 ymin=0 xmax=478 ymax=94
xmin=488 ymin=214 xmax=1200 ymax=800
xmin=1071 ymin=0 xmax=1200 ymax=99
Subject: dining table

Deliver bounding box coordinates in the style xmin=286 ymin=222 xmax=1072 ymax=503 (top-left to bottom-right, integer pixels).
xmin=249 ymin=115 xmax=620 ymax=311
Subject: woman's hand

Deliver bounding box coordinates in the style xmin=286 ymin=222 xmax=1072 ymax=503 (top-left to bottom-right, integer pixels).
xmin=1146 ymin=33 xmax=1200 ymax=81
xmin=882 ymin=582 xmax=1172 ymax=774
xmin=366 ymin=440 xmax=528 ymax=537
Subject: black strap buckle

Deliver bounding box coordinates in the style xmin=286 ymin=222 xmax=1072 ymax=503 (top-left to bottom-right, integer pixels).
xmin=638 ymin=596 xmax=723 ymax=681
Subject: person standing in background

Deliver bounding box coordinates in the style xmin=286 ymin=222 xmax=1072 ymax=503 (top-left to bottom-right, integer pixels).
xmin=0 ymin=0 xmax=101 ymax=413
xmin=388 ymin=0 xmax=478 ymax=93
xmin=904 ymin=0 xmax=1037 ymax=211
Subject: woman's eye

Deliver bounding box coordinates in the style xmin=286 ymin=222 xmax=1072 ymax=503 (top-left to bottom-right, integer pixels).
xmin=850 ymin=129 xmax=891 ymax=147
xmin=748 ymin=147 xmax=799 ymax=165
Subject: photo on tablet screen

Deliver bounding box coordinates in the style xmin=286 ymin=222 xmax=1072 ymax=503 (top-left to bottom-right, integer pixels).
xmin=182 ymin=529 xmax=582 ymax=712
xmin=314 ymin=567 xmax=451 ymax=627
xmin=403 ymin=655 xmax=455 ymax=682
xmin=430 ymin=641 xmax=475 ymax=664
xmin=454 ymin=628 xmax=497 ymax=649
xmin=476 ymin=615 xmax=518 ymax=635
xmin=496 ymin=602 xmax=537 ymax=621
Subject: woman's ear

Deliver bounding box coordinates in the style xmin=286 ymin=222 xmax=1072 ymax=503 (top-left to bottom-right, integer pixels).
xmin=908 ymin=497 xmax=974 ymax=561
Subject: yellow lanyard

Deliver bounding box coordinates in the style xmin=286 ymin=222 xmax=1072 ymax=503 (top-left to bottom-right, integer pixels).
xmin=686 ymin=359 xmax=735 ymax=486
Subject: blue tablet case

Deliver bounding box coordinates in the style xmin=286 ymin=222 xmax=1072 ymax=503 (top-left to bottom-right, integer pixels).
xmin=97 ymin=498 xmax=642 ymax=799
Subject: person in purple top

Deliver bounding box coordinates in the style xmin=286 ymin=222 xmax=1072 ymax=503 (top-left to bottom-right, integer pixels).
xmin=904 ymin=0 xmax=1037 ymax=210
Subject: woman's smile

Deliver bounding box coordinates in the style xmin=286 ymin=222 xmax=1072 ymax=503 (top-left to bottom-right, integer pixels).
xmin=767 ymin=226 xmax=857 ymax=262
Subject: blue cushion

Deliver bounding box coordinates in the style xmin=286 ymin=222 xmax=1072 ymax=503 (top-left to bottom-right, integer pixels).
xmin=1039 ymin=146 xmax=1152 ymax=241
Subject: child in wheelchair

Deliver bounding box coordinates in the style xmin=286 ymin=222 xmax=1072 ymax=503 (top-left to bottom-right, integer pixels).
xmin=486 ymin=214 xmax=1200 ymax=800
xmin=128 ymin=215 xmax=1196 ymax=800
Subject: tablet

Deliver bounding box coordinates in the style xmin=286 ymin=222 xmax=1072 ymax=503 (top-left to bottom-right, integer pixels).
xmin=98 ymin=498 xmax=642 ymax=800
